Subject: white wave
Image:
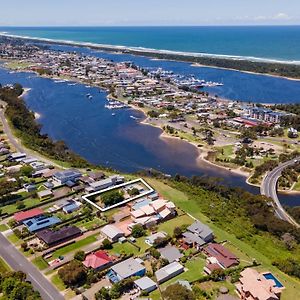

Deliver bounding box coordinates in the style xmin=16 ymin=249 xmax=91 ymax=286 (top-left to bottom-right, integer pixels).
xmin=1 ymin=32 xmax=300 ymax=65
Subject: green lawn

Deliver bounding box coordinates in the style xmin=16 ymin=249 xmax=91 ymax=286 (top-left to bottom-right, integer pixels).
xmin=108 ymin=241 xmax=139 ymax=256
xmin=75 ymin=218 xmax=106 ymax=230
xmin=157 ymin=214 xmax=194 ymax=236
xmin=52 ymin=234 xmax=98 ymax=258
xmin=160 ymin=256 xmax=206 ymax=288
xmin=51 ymin=273 xmax=66 ymax=291
xmin=0 ymin=224 xmax=9 ymax=232
xmin=147 ymin=178 xmax=300 ymax=300
xmin=0 ymin=257 xmax=10 ymax=273
xmin=7 ymin=233 xmax=20 ymax=244
xmin=32 ymin=256 xmax=49 ymax=270
xmin=1 ymin=197 xmax=40 ymax=214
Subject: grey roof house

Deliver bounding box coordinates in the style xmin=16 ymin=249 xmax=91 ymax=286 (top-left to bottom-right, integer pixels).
xmin=155 ymin=262 xmax=184 ymax=283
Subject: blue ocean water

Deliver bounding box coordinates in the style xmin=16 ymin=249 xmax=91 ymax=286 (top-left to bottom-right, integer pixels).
xmin=1 ymin=26 xmax=300 ymax=62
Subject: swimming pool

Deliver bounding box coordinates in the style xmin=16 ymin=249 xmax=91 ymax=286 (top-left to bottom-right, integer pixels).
xmin=263 ymin=273 xmax=284 ymax=288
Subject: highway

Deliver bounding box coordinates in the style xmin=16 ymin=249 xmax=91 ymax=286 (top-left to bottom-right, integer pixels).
xmin=261 ymin=157 xmax=300 ymax=228
xmin=0 ymin=233 xmax=64 ymax=300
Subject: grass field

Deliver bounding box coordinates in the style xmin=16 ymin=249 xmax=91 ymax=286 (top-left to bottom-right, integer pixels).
xmin=52 ymin=234 xmax=98 ymax=258
xmin=0 ymin=257 xmax=10 ymax=273
xmin=1 ymin=197 xmax=40 ymax=214
xmin=32 ymin=256 xmax=49 ymax=270
xmin=161 ymin=256 xmax=206 ymax=288
xmin=157 ymin=214 xmax=194 ymax=236
xmin=0 ymin=224 xmax=9 ymax=232
xmin=7 ymin=233 xmax=21 ymax=244
xmin=51 ymin=273 xmax=66 ymax=291
xmin=146 ymin=178 xmax=300 ymax=300
xmin=108 ymin=241 xmax=139 ymax=256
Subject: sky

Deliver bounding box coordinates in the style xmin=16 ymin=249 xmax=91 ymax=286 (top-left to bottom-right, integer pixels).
xmin=0 ymin=0 xmax=300 ymax=26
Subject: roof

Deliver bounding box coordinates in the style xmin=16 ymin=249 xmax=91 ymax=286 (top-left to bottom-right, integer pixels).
xmin=101 ymin=224 xmax=124 ymax=239
xmin=111 ymin=257 xmax=145 ymax=279
xmin=159 ymin=245 xmax=183 ymax=262
xmin=187 ymin=221 xmax=213 ymax=240
xmin=134 ymin=277 xmax=157 ymax=291
xmin=14 ymin=208 xmax=44 ymax=222
xmin=239 ymin=268 xmax=281 ymax=300
xmin=151 ymin=199 xmax=167 ymax=211
xmin=53 ymin=169 xmax=82 ymax=180
xmin=23 ymin=216 xmax=61 ymax=232
xmin=36 ymin=226 xmax=82 ymax=245
xmin=83 ymin=250 xmax=113 ymax=269
xmin=204 ymin=243 xmax=239 ymax=268
xmin=37 ymin=189 xmax=53 ymax=197
xmin=145 ymin=232 xmax=167 ymax=245
xmin=155 ymin=262 xmax=184 ymax=282
xmin=132 ymin=198 xmax=151 ymax=210
xmin=182 ymin=231 xmax=206 ymax=246
xmin=62 ymin=201 xmax=81 ymax=212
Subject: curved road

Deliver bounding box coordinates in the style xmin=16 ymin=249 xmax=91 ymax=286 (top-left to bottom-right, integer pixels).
xmin=261 ymin=157 xmax=300 ymax=228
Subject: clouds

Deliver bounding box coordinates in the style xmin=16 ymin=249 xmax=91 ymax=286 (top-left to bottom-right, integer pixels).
xmin=254 ymin=13 xmax=292 ymax=22
xmin=0 ymin=0 xmax=299 ymax=26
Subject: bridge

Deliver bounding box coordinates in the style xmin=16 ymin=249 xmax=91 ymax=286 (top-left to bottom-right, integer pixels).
xmin=261 ymin=157 xmax=300 ymax=228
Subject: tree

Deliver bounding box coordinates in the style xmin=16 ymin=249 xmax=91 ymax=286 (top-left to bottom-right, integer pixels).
xmin=20 ymin=165 xmax=34 ymax=177
xmin=101 ymin=190 xmax=124 ymax=207
xmin=74 ymin=250 xmax=86 ymax=261
xmin=101 ymin=238 xmax=112 ymax=250
xmin=149 ymin=248 xmax=161 ymax=259
xmin=131 ymin=224 xmax=145 ymax=238
xmin=58 ymin=260 xmax=87 ymax=287
xmin=173 ymin=226 xmax=183 ymax=238
xmin=95 ymin=287 xmax=111 ymax=300
xmin=128 ymin=188 xmax=140 ymax=196
xmin=162 ymin=283 xmax=195 ymax=300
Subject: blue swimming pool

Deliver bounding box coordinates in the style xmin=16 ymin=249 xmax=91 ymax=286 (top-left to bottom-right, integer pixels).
xmin=263 ymin=273 xmax=284 ymax=288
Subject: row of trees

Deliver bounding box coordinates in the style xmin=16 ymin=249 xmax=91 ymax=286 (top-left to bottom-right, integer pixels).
xmin=0 ymin=271 xmax=41 ymax=300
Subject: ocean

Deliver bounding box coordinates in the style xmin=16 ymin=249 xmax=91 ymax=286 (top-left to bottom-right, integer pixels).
xmin=1 ymin=26 xmax=300 ymax=63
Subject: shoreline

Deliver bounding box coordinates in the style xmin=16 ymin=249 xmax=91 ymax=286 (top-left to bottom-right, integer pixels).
xmin=2 ymin=32 xmax=300 ymax=80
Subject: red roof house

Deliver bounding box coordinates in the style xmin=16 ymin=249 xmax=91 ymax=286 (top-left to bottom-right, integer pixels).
xmin=14 ymin=208 xmax=44 ymax=223
xmin=203 ymin=243 xmax=239 ymax=269
xmin=83 ymin=250 xmax=114 ymax=270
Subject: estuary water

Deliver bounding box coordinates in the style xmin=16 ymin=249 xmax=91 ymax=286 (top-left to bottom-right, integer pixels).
xmin=0 ymin=40 xmax=300 ymax=206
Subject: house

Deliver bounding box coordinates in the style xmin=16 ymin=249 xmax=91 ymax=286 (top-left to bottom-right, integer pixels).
xmin=101 ymin=224 xmax=125 ymax=242
xmin=203 ymin=243 xmax=239 ymax=270
xmin=159 ymin=245 xmax=183 ymax=263
xmin=155 ymin=262 xmax=184 ymax=283
xmin=235 ymin=268 xmax=284 ymax=300
xmin=62 ymin=200 xmax=81 ymax=214
xmin=37 ymin=189 xmax=53 ymax=200
xmin=83 ymin=250 xmax=114 ymax=271
xmin=107 ymin=258 xmax=146 ymax=283
xmin=36 ymin=226 xmax=82 ymax=246
xmin=23 ymin=183 xmax=37 ymax=192
xmin=134 ymin=277 xmax=157 ymax=293
xmin=14 ymin=208 xmax=44 ymax=223
xmin=145 ymin=232 xmax=167 ymax=246
xmin=8 ymin=152 xmax=26 ymax=162
xmin=23 ymin=216 xmax=61 ymax=232
xmin=182 ymin=220 xmax=213 ymax=249
xmin=52 ymin=169 xmax=82 ymax=185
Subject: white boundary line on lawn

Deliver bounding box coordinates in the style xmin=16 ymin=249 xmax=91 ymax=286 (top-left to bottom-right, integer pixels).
xmin=81 ymin=178 xmax=154 ymax=212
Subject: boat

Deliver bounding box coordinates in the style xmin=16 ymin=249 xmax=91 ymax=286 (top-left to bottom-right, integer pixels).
xmin=130 ymin=115 xmax=139 ymax=120
xmin=86 ymin=93 xmax=93 ymax=99
xmin=112 ymin=113 xmax=116 ymax=116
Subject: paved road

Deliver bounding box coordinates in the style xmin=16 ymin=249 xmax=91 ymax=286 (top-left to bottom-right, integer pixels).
xmin=261 ymin=157 xmax=300 ymax=228
xmin=0 ymin=233 xmax=64 ymax=300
